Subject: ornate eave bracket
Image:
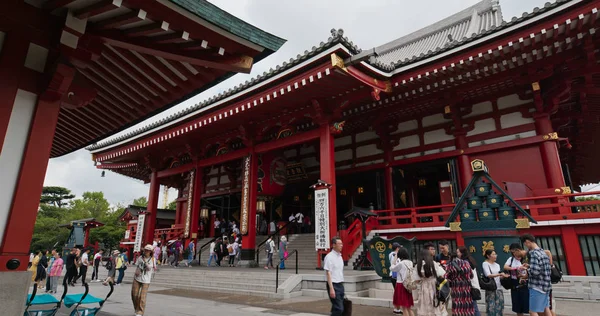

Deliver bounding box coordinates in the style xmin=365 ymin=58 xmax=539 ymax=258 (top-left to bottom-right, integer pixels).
xmin=331 ymin=53 xmax=392 ymax=101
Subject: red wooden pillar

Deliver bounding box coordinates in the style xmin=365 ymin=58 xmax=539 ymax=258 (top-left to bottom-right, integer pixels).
xmin=535 ymin=113 xmax=565 ymax=189
xmin=246 ymin=148 xmax=258 ymax=251
xmin=0 ymin=97 xmax=61 ymax=271
xmin=319 ymin=124 xmax=337 ymax=239
xmin=454 ymin=130 xmax=471 ymax=190
xmin=560 ymin=226 xmax=586 ymax=275
xmin=384 ymin=166 xmax=394 ymax=209
xmin=384 ymin=150 xmax=394 ymax=209
xmin=144 ymin=172 xmax=160 ymax=244
xmin=189 ymin=167 xmax=204 ymax=239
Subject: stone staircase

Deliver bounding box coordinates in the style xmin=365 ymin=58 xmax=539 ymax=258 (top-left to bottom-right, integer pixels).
xmin=143 ymin=267 xmax=301 ymax=298
xmin=256 ymin=233 xmax=318 ymax=270
xmin=347 ymin=231 xmax=376 ymax=270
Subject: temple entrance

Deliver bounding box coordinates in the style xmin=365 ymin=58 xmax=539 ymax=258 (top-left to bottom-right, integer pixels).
xmin=392 ymin=158 xmax=460 ymax=221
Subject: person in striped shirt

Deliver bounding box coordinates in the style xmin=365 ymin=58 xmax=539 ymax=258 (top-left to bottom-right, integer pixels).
xmin=520 ymin=234 xmax=552 ymax=316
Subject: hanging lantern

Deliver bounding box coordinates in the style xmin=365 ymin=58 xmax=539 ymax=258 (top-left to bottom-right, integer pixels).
xmin=293 ymin=196 xmax=300 ymax=202
xmin=340 ymin=189 xmax=347 ymax=196
xmin=307 ymin=194 xmax=312 ymax=200
xmin=358 ymin=187 xmax=364 ymax=194
xmin=200 ymin=207 xmax=209 ymax=219
xmin=257 ymin=200 xmax=266 ymax=213
xmin=101 ymin=171 xmax=105 ymax=177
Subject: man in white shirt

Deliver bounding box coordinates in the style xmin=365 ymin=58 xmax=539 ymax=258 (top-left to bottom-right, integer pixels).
xmin=264 ymin=236 xmax=275 ymax=269
xmin=295 ymin=212 xmax=304 ymax=233
xmin=324 ymin=237 xmax=344 ymax=316
xmin=288 ymin=214 xmax=296 ymax=234
xmin=208 ymin=241 xmax=217 ymax=267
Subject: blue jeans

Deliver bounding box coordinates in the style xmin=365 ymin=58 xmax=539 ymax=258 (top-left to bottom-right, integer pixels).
xmin=474 ymin=301 xmax=481 ymax=316
xmin=116 ymin=268 xmax=125 ymax=284
xmin=208 ymin=253 xmax=217 ymax=266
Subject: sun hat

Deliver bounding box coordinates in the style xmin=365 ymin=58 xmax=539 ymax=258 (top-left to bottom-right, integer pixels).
xmin=112 ymin=250 xmax=120 ymax=255
xmin=143 ymin=244 xmax=154 ymax=251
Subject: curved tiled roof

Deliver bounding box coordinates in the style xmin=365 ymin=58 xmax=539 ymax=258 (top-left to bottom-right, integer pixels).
xmin=372 ymin=0 xmax=503 ymax=67
xmin=89 ymin=0 xmax=578 ymax=152
xmin=87 ymin=29 xmax=361 ymax=151
xmin=367 ymin=0 xmax=575 ymax=71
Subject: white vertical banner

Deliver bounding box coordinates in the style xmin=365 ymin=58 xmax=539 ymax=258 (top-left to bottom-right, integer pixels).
xmin=134 ymin=213 xmax=146 ymax=252
xmin=184 ymin=170 xmax=194 ymax=238
xmin=314 ymin=188 xmax=330 ymax=250
xmin=240 ymin=155 xmax=251 ymax=235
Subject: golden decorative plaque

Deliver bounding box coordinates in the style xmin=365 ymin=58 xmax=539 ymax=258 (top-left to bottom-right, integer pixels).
xmin=449 ymin=222 xmax=462 ymax=232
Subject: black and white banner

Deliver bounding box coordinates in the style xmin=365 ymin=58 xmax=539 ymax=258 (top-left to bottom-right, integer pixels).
xmin=314 ymin=188 xmax=330 ymax=250
xmin=134 ymin=213 xmax=145 ymax=252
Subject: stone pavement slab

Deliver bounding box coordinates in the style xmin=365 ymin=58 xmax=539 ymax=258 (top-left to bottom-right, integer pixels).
xmin=29 ymin=280 xmax=600 ymax=316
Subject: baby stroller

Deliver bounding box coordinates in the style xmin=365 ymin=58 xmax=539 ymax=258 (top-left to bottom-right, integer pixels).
xmin=63 ymin=282 xmax=114 ymax=316
xmin=24 ymin=282 xmax=68 ymax=316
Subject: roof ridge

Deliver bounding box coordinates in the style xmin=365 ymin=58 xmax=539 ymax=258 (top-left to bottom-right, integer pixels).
xmin=374 ymin=0 xmax=494 ymax=57
xmin=88 ymin=29 xmax=361 ymax=151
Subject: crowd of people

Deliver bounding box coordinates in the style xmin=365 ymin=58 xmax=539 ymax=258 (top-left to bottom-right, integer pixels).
xmin=382 ymin=234 xmax=557 ymax=316
xmin=323 ymin=233 xmax=559 ymax=316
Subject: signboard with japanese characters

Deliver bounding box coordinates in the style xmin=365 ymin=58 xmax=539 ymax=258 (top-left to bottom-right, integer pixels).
xmin=314 ymin=188 xmax=330 ymax=250
xmin=184 ymin=170 xmax=195 ymax=238
xmin=240 ymin=155 xmax=251 ymax=235
xmin=134 ymin=213 xmax=145 ymax=252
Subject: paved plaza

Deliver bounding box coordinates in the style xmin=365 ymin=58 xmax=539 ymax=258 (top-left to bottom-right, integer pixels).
xmin=25 ymin=278 xmax=600 ymax=316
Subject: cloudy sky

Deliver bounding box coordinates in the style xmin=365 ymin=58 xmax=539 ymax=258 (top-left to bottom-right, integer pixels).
xmin=44 ymin=0 xmax=569 ymax=205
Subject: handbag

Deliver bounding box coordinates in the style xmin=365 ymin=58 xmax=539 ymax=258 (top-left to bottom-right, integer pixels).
xmin=480 ymin=266 xmax=497 ymax=291
xmin=550 ymin=264 xmax=562 ymax=284
xmin=342 ymin=297 xmax=352 ymax=316
xmin=500 ymin=258 xmax=514 ymax=290
xmin=471 ymin=287 xmax=482 ymax=301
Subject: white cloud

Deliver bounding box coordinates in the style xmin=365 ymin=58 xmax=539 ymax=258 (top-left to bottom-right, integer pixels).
xmin=44 ymin=0 xmax=549 ymax=204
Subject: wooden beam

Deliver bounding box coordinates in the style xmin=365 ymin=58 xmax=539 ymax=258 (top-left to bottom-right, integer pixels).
xmin=91 ymin=10 xmax=146 ymax=30
xmin=73 ymin=0 xmax=122 ymax=19
xmin=43 ymin=0 xmax=77 ymax=11
xmin=255 ymin=128 xmax=321 ymax=153
xmin=122 ymin=22 xmax=168 ymax=37
xmin=90 ymin=60 xmax=153 ymax=102
xmin=111 ymin=46 xmax=172 ymax=91
xmin=152 ymin=31 xmax=190 ymax=44
xmin=91 ymin=30 xmax=253 ymax=73
xmin=99 ymin=49 xmax=163 ymax=97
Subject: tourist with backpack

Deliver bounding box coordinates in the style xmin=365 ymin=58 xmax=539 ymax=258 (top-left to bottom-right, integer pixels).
xmin=520 ymin=234 xmax=552 ymax=316
xmin=264 ymin=235 xmax=275 ymax=269
xmin=390 ymin=247 xmax=414 ymax=316
xmin=412 ymin=248 xmax=448 ymax=316
xmin=102 ymin=250 xmax=119 ymax=286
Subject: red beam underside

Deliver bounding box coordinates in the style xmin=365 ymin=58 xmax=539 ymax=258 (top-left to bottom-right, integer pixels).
xmin=73 ymin=0 xmax=120 ymax=19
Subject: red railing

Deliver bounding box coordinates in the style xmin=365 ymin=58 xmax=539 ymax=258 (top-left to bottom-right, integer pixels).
xmin=369 ymin=191 xmax=600 ymax=230
xmin=339 ymin=217 xmax=378 ymax=262
xmin=154 ymin=227 xmax=185 ymax=241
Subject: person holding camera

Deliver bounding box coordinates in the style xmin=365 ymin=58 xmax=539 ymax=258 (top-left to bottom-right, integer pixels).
xmin=131 ymin=244 xmax=157 ymax=316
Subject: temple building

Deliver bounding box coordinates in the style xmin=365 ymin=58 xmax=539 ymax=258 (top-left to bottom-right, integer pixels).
xmin=90 ymin=0 xmax=600 ymax=276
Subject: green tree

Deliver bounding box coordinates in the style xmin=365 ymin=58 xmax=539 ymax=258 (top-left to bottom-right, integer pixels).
xmin=40 ymin=186 xmax=75 ymax=208
xmin=89 ymin=205 xmax=126 ymax=251
xmin=132 ymin=196 xmax=148 ymax=207
xmin=167 ymin=200 xmax=177 ymax=210
xmin=70 ymin=191 xmax=110 ymax=219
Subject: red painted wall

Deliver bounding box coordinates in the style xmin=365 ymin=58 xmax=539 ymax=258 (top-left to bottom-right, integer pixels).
xmin=472 ymin=145 xmax=548 ymax=190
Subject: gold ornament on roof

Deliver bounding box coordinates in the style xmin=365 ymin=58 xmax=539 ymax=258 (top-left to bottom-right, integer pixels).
xmin=464 ymin=213 xmax=470 ymax=218
xmin=483 ymin=212 xmax=489 ymax=217
xmin=471 ymin=200 xmax=477 ymax=205
xmin=482 ymin=241 xmax=495 ymax=256
xmin=503 ymin=245 xmax=510 ymax=253
xmin=479 ymin=187 xmax=485 ymax=192
xmin=449 ymin=222 xmax=462 ymax=232
xmin=491 ymin=198 xmax=497 ymax=203
xmin=469 ymin=245 xmax=476 ymax=253
xmin=503 ymin=210 xmax=509 ymax=216
xmin=560 ymin=186 xmax=572 ymax=194
xmin=515 ymin=218 xmax=530 ymax=229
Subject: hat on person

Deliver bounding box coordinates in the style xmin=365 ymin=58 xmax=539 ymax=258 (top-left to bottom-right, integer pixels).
xmin=112 ymin=250 xmax=120 ymax=255
xmin=143 ymin=244 xmax=154 ymax=251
